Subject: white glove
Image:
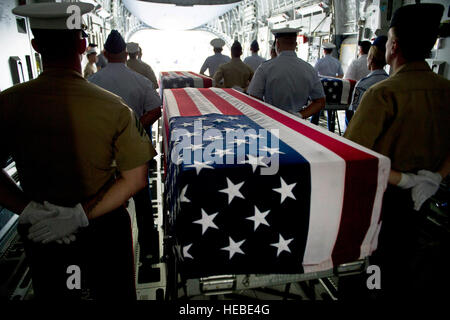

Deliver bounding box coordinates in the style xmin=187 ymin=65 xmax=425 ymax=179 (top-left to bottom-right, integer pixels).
xmin=396 ymin=173 xmax=429 ymax=189
xmin=56 ymin=235 xmax=77 ymax=245
xmin=28 ymin=202 xmax=89 ymax=244
xmin=411 ymin=170 xmax=442 ymax=211
xmin=19 ymin=201 xmax=58 ymax=225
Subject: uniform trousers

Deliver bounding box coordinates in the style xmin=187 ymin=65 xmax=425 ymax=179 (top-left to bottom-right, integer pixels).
xmin=19 ymin=207 xmax=136 ymax=300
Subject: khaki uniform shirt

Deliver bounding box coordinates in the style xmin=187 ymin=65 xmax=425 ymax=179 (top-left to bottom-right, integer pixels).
xmin=0 ymin=68 xmax=156 ymax=206
xmin=213 ymin=58 xmax=254 ymax=92
xmin=127 ymin=58 xmax=159 ymax=89
xmin=344 ymin=61 xmax=450 ymax=172
xmin=83 ymin=62 xmax=97 ymax=79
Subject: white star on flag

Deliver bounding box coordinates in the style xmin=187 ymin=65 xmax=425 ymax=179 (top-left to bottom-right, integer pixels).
xmin=271 ymin=234 xmax=294 ymax=257
xmin=185 ymin=161 xmax=214 ymax=175
xmin=273 ymin=177 xmax=297 ymax=203
xmin=223 ymin=128 xmax=235 ymax=133
xmin=219 ymin=178 xmax=245 ymax=204
xmin=247 ymin=133 xmax=264 ymax=140
xmin=214 ymin=118 xmax=228 ymax=123
xmin=213 ymin=148 xmax=234 ymax=157
xmin=246 ymin=154 xmax=269 ymax=173
xmin=183 ymin=244 xmax=193 ymax=259
xmin=202 ymin=125 xmax=215 ymax=130
xmin=235 ymin=138 xmax=248 ymax=146
xmin=196 ymin=117 xmax=208 ymax=121
xmin=204 ymin=135 xmax=223 ymax=142
xmin=227 ymin=116 xmax=239 ymax=120
xmin=333 ymin=82 xmax=338 ymax=86
xmin=180 ymin=122 xmax=193 ymax=127
xmin=180 ymin=185 xmax=190 ymax=203
xmin=183 ymin=144 xmax=203 ymax=151
xmin=328 ymin=88 xmax=333 ymax=93
xmin=259 ymin=146 xmax=285 ymax=155
xmin=185 ymin=131 xmax=201 ymax=138
xmin=246 ymin=206 xmax=270 ymax=231
xmin=235 ymin=124 xmax=250 ymax=129
xmin=221 ymin=237 xmax=246 ymax=259
xmin=193 ymin=209 xmax=219 ymax=235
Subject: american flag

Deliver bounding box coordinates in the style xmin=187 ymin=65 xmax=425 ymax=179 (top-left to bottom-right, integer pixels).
xmin=159 ymin=71 xmax=215 ymax=92
xmin=320 ymin=77 xmax=357 ymax=105
xmin=163 ymin=87 xmax=390 ymax=278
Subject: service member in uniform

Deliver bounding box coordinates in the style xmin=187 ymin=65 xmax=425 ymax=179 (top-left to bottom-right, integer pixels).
xmin=248 ymin=28 xmax=325 ymax=119
xmin=213 ymin=40 xmax=254 ymax=93
xmin=344 ymin=3 xmax=450 ymax=298
xmin=345 ymin=36 xmax=389 ymax=125
xmin=127 ymin=42 xmax=159 ymax=89
xmin=344 ymin=40 xmax=371 ymax=81
xmin=200 ymin=38 xmax=231 ymax=77
xmin=89 ymin=30 xmax=162 ymax=130
xmin=0 ymin=2 xmax=156 ymax=300
xmin=89 ymin=30 xmax=162 ymax=264
xmin=314 ymin=43 xmax=344 ymax=78
xmin=83 ymin=47 xmax=97 ymax=78
xmin=243 ymin=40 xmax=266 ymax=72
xmin=311 ymin=42 xmax=344 ymax=132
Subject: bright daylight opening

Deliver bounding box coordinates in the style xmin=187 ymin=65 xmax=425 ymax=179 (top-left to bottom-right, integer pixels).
xmin=129 ymin=29 xmax=231 ymax=78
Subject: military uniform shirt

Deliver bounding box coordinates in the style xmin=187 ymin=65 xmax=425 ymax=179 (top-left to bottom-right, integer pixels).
xmin=200 ymin=53 xmax=231 ymax=77
xmin=344 ymin=54 xmax=370 ymax=81
xmin=349 ymin=69 xmax=388 ymax=111
xmin=344 ymin=61 xmax=450 ymax=172
xmin=247 ymin=51 xmax=325 ymax=113
xmin=314 ymin=54 xmax=344 ymax=77
xmin=0 ymin=68 xmax=156 ymax=206
xmin=127 ymin=58 xmax=159 ymax=89
xmin=83 ymin=62 xmax=97 ymax=79
xmin=96 ymin=52 xmax=108 ymax=69
xmin=213 ymin=58 xmax=254 ymax=92
xmin=243 ymin=53 xmax=266 ymax=72
xmin=88 ymin=63 xmax=161 ymax=118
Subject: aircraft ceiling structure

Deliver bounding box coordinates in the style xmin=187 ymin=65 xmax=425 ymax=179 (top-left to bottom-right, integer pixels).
xmin=122 ymin=0 xmax=242 ymax=30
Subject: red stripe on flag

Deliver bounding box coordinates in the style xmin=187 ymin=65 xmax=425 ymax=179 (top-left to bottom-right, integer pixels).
xmin=189 ymin=71 xmax=213 ymax=88
xmin=225 ymin=89 xmax=379 ymax=265
xmin=162 ymin=99 xmax=170 ymax=178
xmin=198 ymin=88 xmax=244 ymax=116
xmin=171 ymin=89 xmax=202 ymax=117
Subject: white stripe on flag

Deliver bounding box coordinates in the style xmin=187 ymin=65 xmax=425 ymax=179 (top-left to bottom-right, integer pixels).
xmin=339 ymin=136 xmax=390 ymax=258
xmin=340 ymin=79 xmax=351 ymax=104
xmin=164 ymin=89 xmax=181 ymax=118
xmin=184 ymin=88 xmax=223 ymax=115
xmin=211 ymin=88 xmax=346 ymax=269
xmin=183 ymin=72 xmax=204 ymax=88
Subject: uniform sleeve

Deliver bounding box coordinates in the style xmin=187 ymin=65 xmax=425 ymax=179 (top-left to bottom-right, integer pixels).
xmin=247 ymin=66 xmax=265 ymax=99
xmin=344 ymin=86 xmax=393 ymax=149
xmin=338 ymin=64 xmax=344 ymax=77
xmin=309 ymin=73 xmax=325 ymax=100
xmin=114 ymin=106 xmax=156 ymax=171
xmin=344 ymin=60 xmax=357 ymax=80
xmin=349 ymin=80 xmax=365 ymax=111
xmin=141 ymin=78 xmax=162 ymax=113
xmin=314 ymin=60 xmax=321 ymax=73
xmin=200 ymin=58 xmax=209 ymax=74
xmin=146 ymin=65 xmax=159 ymax=89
